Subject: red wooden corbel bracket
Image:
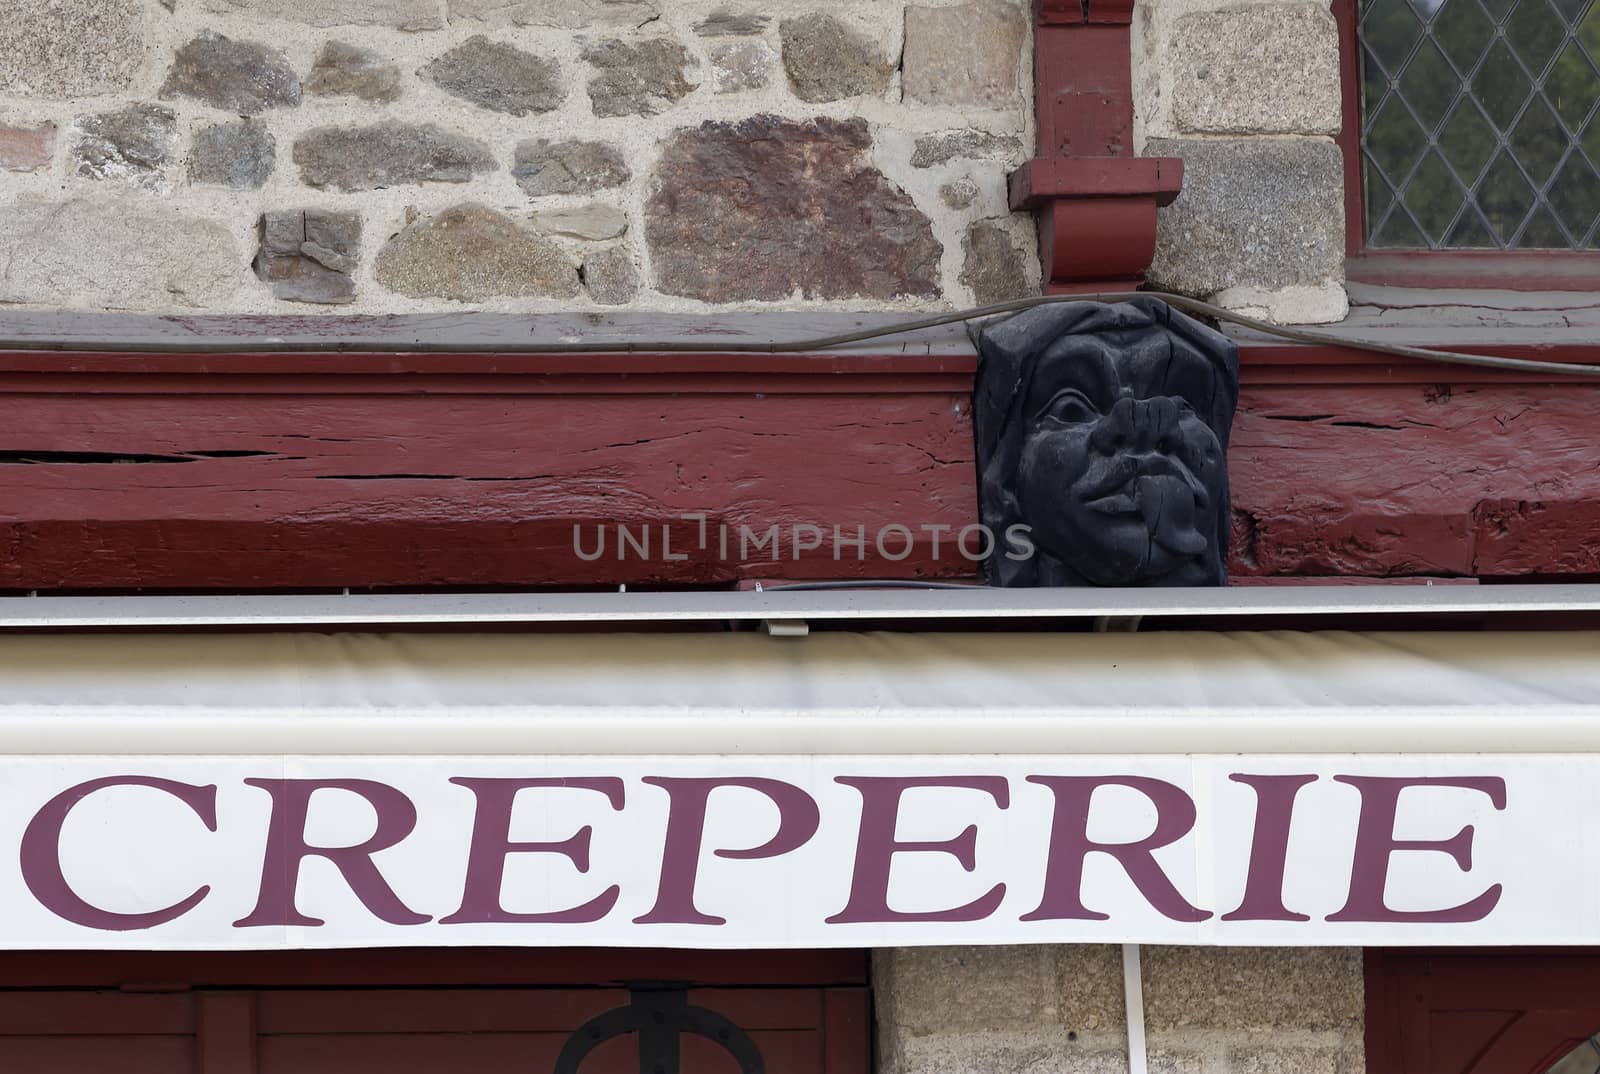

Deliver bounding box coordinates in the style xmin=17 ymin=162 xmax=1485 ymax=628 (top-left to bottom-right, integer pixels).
xmin=1011 ymin=0 xmax=1184 ymax=293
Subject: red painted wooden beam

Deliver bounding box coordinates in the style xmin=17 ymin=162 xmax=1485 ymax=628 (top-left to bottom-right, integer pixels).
xmin=1009 ymin=159 xmax=1183 ymax=293
xmin=1014 ymin=0 xmax=1184 ymax=291
xmin=0 ymin=356 xmax=979 ymax=591
xmin=1 ymin=346 xmax=1597 ymax=590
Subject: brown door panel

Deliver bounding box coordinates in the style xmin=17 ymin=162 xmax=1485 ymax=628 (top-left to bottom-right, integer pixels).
xmin=1369 ymin=951 xmax=1600 ymax=1074
xmin=0 ymin=977 xmax=868 ymax=1074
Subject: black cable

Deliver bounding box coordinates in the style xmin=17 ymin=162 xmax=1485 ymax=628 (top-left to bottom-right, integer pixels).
xmin=3 ymin=291 xmax=1598 ymax=377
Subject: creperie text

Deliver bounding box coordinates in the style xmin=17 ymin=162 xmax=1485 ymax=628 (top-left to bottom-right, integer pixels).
xmin=17 ymin=771 xmax=1507 ymax=932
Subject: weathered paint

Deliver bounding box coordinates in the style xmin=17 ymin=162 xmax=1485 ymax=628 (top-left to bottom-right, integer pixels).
xmin=0 ymin=347 xmax=1595 ymax=589
xmin=1230 ymin=384 xmax=1600 ymax=578
xmin=0 ymin=361 xmax=976 ymax=589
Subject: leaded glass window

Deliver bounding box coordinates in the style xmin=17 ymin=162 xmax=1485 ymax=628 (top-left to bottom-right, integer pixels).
xmin=1358 ymin=0 xmax=1600 ymax=247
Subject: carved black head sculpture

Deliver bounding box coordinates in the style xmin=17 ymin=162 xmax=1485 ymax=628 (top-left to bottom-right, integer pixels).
xmin=973 ymin=297 xmax=1240 ymax=587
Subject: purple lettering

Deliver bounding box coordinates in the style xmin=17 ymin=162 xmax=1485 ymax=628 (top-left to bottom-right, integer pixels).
xmin=1022 ymin=775 xmax=1210 ymax=923
xmin=22 ymin=776 xmax=217 ymax=931
xmin=441 ymin=777 xmax=624 ymax=925
xmin=826 ymin=776 xmax=1009 ymax=924
xmin=1326 ymin=775 xmax=1506 ymax=923
xmin=233 ymin=778 xmax=429 ymax=928
xmin=1221 ymin=773 xmax=1316 ymax=922
xmin=634 ymin=777 xmax=820 ymax=925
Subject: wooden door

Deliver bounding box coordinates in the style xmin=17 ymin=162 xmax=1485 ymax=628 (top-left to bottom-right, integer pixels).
xmin=1368 ymin=951 xmax=1600 ymax=1074
xmin=0 ymin=950 xmax=869 ymax=1074
xmin=0 ymin=991 xmax=200 ymax=1072
xmin=253 ymin=987 xmax=865 ymax=1074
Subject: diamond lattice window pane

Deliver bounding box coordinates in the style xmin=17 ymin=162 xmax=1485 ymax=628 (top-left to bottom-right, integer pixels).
xmin=1475 ymin=41 xmax=1535 ymax=128
xmin=1444 ymin=207 xmax=1501 ymax=243
xmin=1517 ymin=203 xmax=1571 ymax=242
xmin=1478 ymin=151 xmax=1539 ymax=238
xmin=1582 ymin=108 xmax=1600 ymax=157
xmin=1372 ymin=205 xmax=1431 ymax=244
xmin=1548 ymin=151 xmax=1600 ymax=234
xmin=1546 ymin=42 xmax=1600 ymax=127
xmin=1372 ymin=98 xmax=1434 ymax=182
xmin=1552 ymin=0 xmax=1591 ymax=24
xmin=1404 ymin=151 xmax=1470 ymax=239
xmin=1363 ymin=44 xmax=1392 ymax=110
xmin=1509 ymin=0 xmax=1570 ymax=72
xmin=1434 ymin=0 xmax=1497 ymax=69
xmin=1510 ymin=95 xmax=1569 ymax=179
xmin=1363 ymin=0 xmax=1429 ymax=70
xmin=1361 ymin=0 xmax=1600 ymax=246
xmin=1401 ymin=39 xmax=1463 ymax=128
xmin=1438 ymin=99 xmax=1499 ymax=180
xmin=1365 ymin=93 xmax=1431 ymax=181
xmin=1365 ymin=159 xmax=1399 ymax=222
xmin=1580 ymin=1 xmax=1600 ymax=53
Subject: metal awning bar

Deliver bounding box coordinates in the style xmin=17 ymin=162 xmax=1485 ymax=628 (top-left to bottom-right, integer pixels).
xmin=0 ymin=583 xmax=1594 ymax=629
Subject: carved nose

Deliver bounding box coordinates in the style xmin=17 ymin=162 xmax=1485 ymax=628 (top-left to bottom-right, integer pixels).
xmin=1091 ymin=395 xmax=1180 ymax=456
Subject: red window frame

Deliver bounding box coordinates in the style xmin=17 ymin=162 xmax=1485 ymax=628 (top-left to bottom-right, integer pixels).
xmin=1332 ymin=0 xmax=1600 ymax=290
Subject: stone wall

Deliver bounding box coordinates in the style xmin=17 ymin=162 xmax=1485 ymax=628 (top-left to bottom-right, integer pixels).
xmin=0 ymin=0 xmax=1037 ymax=313
xmin=876 ymin=945 xmax=1364 ymax=1074
xmin=1134 ymin=0 xmax=1348 ymax=323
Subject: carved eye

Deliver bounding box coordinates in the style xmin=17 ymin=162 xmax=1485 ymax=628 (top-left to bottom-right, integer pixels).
xmin=1042 ymin=389 xmax=1098 ymax=425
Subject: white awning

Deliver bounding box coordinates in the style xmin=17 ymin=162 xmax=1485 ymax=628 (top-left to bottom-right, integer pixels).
xmin=0 ymin=628 xmax=1593 ymax=755
xmin=0 ymin=627 xmax=1595 ymax=949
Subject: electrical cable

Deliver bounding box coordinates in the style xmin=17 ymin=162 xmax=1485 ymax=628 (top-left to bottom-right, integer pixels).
xmin=3 ymin=291 xmax=1599 ymax=377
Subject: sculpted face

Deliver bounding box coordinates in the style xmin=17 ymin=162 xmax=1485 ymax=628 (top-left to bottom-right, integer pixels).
xmin=974 ymin=299 xmax=1239 ymax=587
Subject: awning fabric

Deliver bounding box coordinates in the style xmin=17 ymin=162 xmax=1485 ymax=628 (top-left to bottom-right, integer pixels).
xmin=0 ymin=628 xmax=1594 ymax=951
xmin=0 ymin=629 xmax=1593 ymax=754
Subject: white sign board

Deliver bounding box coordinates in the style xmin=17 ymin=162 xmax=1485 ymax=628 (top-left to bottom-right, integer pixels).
xmin=0 ymin=753 xmax=1584 ymax=949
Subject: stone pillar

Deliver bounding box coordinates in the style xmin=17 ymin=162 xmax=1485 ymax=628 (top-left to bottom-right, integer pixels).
xmin=875 ymin=945 xmax=1364 ymax=1074
xmin=1134 ymin=0 xmax=1348 ymax=324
